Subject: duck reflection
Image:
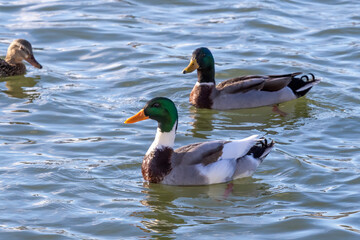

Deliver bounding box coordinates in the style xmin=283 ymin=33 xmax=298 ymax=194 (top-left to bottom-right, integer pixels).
xmin=188 ymin=107 xmax=217 ymax=139
xmin=188 ymin=98 xmax=312 ymax=137
xmin=1 ymin=75 xmax=40 ymax=101
xmin=135 ymin=179 xmax=271 ymax=237
xmin=136 ymin=183 xmax=184 ymax=237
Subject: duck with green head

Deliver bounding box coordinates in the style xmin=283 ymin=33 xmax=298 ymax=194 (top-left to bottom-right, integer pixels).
xmin=183 ymin=47 xmax=320 ymax=110
xmin=125 ymin=97 xmax=274 ymax=185
xmin=0 ymin=39 xmax=42 ymax=78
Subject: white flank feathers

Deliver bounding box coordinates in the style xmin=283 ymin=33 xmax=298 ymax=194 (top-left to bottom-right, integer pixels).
xmin=212 ymin=87 xmax=297 ymax=109
xmin=146 ymin=123 xmax=176 ymax=155
xmin=233 ymin=155 xmax=260 ymax=179
xmin=196 ymin=159 xmax=236 ymax=184
xmin=220 ymin=135 xmax=258 ymax=159
xmin=196 ymin=135 xmax=260 ymax=184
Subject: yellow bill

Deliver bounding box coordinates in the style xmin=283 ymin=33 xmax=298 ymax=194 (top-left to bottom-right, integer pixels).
xmin=182 ymin=58 xmax=199 ymax=74
xmin=124 ymin=109 xmax=149 ymax=124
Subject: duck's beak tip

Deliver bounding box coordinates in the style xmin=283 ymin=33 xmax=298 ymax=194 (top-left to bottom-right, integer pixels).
xmin=26 ymin=55 xmax=42 ymax=69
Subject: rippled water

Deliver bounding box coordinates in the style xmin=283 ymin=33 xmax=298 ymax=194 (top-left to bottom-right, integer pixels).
xmin=0 ymin=0 xmax=359 ymax=239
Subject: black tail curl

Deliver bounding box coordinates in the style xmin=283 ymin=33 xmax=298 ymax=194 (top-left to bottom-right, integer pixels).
xmin=300 ymin=73 xmax=316 ymax=82
xmin=246 ymin=138 xmax=275 ymax=159
xmin=288 ymin=72 xmax=319 ymax=97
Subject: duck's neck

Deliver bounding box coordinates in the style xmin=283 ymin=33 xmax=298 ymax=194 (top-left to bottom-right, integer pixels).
xmin=142 ymin=124 xmax=176 ymax=183
xmin=197 ymin=66 xmax=215 ymax=84
xmin=5 ymin=55 xmax=19 ymax=65
xmin=3 ymin=57 xmax=26 ymax=75
xmin=146 ymin=123 xmax=176 ymax=155
xmin=5 ymin=55 xmax=25 ymax=67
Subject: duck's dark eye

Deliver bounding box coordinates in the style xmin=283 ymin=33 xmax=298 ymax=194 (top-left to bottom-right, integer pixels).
xmin=152 ymin=103 xmax=160 ymax=108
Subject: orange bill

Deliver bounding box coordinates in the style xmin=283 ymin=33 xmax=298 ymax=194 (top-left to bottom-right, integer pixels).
xmin=182 ymin=58 xmax=199 ymax=74
xmin=124 ymin=109 xmax=149 ymax=124
xmin=25 ymin=55 xmax=42 ymax=69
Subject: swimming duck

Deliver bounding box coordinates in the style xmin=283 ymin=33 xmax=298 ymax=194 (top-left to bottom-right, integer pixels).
xmin=182 ymin=47 xmax=320 ymax=110
xmin=124 ymin=97 xmax=274 ymax=185
xmin=0 ymin=39 xmax=42 ymax=78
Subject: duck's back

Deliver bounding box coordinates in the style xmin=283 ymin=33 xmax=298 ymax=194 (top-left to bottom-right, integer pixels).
xmin=0 ymin=58 xmax=25 ymax=77
xmin=0 ymin=59 xmax=10 ymax=77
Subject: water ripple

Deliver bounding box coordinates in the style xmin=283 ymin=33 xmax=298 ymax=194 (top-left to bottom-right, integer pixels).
xmin=0 ymin=0 xmax=360 ymax=239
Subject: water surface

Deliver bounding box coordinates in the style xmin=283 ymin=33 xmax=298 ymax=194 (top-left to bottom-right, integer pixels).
xmin=0 ymin=0 xmax=360 ymax=239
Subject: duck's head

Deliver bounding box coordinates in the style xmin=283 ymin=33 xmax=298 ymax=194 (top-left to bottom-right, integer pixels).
xmin=124 ymin=97 xmax=178 ymax=133
xmin=5 ymin=39 xmax=42 ymax=69
xmin=182 ymin=47 xmax=214 ymax=74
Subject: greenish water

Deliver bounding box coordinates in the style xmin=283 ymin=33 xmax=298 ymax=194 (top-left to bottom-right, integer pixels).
xmin=0 ymin=0 xmax=359 ymax=239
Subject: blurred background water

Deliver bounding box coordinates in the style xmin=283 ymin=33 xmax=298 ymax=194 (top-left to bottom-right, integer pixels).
xmin=0 ymin=0 xmax=359 ymax=239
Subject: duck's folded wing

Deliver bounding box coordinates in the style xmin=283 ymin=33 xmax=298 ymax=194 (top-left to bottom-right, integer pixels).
xmin=216 ymin=72 xmax=302 ymax=93
xmin=262 ymin=72 xmax=302 ymax=92
xmin=216 ymin=76 xmax=266 ymax=93
xmin=173 ymin=135 xmax=259 ymax=166
xmin=172 ymin=135 xmax=260 ymax=184
xmin=173 ymin=141 xmax=227 ymax=166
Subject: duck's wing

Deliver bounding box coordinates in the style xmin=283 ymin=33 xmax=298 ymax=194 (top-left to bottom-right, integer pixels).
xmin=165 ymin=136 xmax=274 ymax=185
xmin=171 ymin=135 xmax=273 ymax=185
xmin=173 ymin=141 xmax=227 ymax=166
xmin=216 ymin=76 xmax=266 ymax=93
xmin=262 ymin=72 xmax=302 ymax=91
xmin=216 ymin=72 xmax=302 ymax=94
xmin=174 ymin=135 xmax=260 ymax=165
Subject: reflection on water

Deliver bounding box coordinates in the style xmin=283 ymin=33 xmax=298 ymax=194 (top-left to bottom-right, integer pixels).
xmin=135 ymin=183 xmax=185 ymax=237
xmin=188 ymin=107 xmax=217 ymax=139
xmin=136 ymin=179 xmax=271 ymax=237
xmin=188 ymin=98 xmax=313 ymax=138
xmin=1 ymin=75 xmax=40 ymax=101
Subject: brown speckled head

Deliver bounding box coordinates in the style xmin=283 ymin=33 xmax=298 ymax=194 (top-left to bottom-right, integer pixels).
xmin=5 ymin=39 xmax=42 ymax=69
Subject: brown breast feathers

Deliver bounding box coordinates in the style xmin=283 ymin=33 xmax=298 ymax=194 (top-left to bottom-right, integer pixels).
xmin=0 ymin=59 xmax=26 ymax=77
xmin=142 ymin=147 xmax=173 ymax=183
xmin=189 ymin=83 xmax=213 ymax=108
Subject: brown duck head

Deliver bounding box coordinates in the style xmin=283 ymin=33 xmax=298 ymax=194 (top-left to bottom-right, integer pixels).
xmin=5 ymin=39 xmax=42 ymax=69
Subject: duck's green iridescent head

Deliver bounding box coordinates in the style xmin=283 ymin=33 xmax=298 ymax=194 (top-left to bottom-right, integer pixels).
xmin=182 ymin=47 xmax=215 ymax=74
xmin=124 ymin=97 xmax=178 ymax=133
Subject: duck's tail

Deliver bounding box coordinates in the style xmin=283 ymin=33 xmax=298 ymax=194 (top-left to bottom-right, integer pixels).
xmin=288 ymin=73 xmax=321 ymax=98
xmin=246 ymin=138 xmax=275 ymax=163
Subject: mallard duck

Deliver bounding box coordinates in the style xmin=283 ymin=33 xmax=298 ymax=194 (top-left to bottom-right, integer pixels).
xmin=0 ymin=39 xmax=42 ymax=78
xmin=124 ymin=97 xmax=274 ymax=185
xmin=182 ymin=47 xmax=320 ymax=110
